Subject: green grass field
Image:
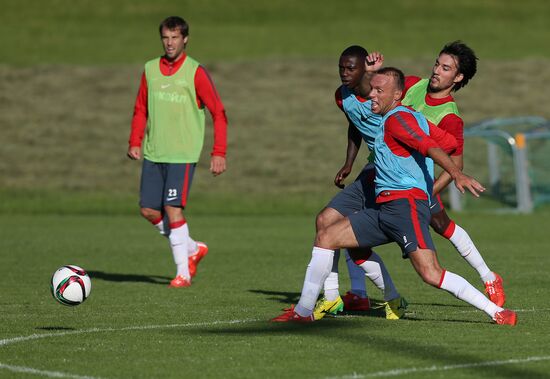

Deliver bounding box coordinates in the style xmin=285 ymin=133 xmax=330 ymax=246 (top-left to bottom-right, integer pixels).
xmin=2 ymin=1 xmax=550 ymax=378
xmin=1 ymin=207 xmax=550 ymax=378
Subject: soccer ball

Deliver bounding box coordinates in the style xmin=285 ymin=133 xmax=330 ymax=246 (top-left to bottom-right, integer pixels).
xmin=51 ymin=265 xmax=92 ymax=306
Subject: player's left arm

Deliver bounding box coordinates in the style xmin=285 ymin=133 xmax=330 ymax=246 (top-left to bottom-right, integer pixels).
xmin=195 ymin=66 xmax=228 ymax=176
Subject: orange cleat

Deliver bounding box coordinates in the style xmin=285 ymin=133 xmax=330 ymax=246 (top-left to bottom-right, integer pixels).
xmin=169 ymin=275 xmax=191 ymax=288
xmin=342 ymin=291 xmax=371 ymax=311
xmin=271 ymin=305 xmax=314 ymax=322
xmin=494 ymin=309 xmax=517 ymax=326
xmin=485 ymin=273 xmax=506 ymax=307
xmin=189 ymin=242 xmax=209 ymax=278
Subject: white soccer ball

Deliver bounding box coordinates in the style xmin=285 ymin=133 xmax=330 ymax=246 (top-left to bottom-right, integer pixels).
xmin=51 ymin=265 xmax=92 ymax=306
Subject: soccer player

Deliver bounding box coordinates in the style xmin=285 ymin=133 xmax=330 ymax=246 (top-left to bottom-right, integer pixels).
xmin=333 ymin=42 xmax=506 ymax=309
xmin=272 ymin=67 xmax=517 ymax=326
xmin=127 ymin=16 xmax=228 ymax=287
xmin=313 ymin=46 xmax=407 ymax=320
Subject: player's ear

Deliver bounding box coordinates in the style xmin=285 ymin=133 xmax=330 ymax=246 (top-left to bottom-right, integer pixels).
xmin=394 ymin=89 xmax=402 ymax=101
xmin=183 ymin=35 xmax=189 ymax=47
xmin=454 ymin=72 xmax=464 ymax=85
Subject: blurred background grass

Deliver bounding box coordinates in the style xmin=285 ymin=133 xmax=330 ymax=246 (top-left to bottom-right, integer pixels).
xmin=1 ymin=0 xmax=549 ymax=213
xmin=2 ymin=0 xmax=549 ymax=64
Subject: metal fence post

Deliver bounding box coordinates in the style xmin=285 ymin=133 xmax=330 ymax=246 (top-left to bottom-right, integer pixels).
xmin=513 ymin=133 xmax=533 ymax=213
xmin=487 ymin=142 xmax=500 ymax=197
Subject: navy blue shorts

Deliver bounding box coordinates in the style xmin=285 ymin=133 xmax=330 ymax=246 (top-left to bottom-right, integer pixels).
xmin=348 ymin=197 xmax=435 ymax=258
xmin=429 ymin=193 xmax=445 ymax=214
xmin=139 ymin=159 xmax=196 ymax=210
xmin=327 ymin=164 xmax=376 ymax=216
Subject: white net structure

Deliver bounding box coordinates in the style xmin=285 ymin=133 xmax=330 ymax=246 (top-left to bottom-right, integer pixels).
xmin=448 ymin=116 xmax=550 ymax=213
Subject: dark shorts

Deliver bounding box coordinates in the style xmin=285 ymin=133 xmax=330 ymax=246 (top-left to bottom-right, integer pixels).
xmin=348 ymin=197 xmax=435 ymax=258
xmin=139 ymin=159 xmax=196 ymax=210
xmin=327 ymin=164 xmax=376 ymax=216
xmin=429 ymin=193 xmax=445 ymax=214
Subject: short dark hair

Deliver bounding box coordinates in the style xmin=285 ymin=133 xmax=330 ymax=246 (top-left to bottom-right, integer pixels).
xmin=376 ymin=67 xmax=405 ymax=91
xmin=439 ymin=40 xmax=478 ymax=92
xmin=340 ymin=45 xmax=368 ymax=62
xmin=159 ymin=16 xmax=189 ymax=37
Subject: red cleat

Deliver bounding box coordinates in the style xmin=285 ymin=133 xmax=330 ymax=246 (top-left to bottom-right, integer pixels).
xmin=342 ymin=291 xmax=371 ymax=311
xmin=485 ymin=273 xmax=506 ymax=307
xmin=189 ymin=242 xmax=208 ymax=278
xmin=271 ymin=305 xmax=314 ymax=322
xmin=169 ymin=275 xmax=191 ymax=288
xmin=494 ymin=309 xmax=517 ymax=326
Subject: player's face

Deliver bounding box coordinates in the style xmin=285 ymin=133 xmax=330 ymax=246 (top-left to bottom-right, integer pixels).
xmin=429 ymin=53 xmax=464 ymax=93
xmin=339 ymin=55 xmax=365 ymax=90
xmin=368 ymin=74 xmax=401 ymax=115
xmin=161 ymin=27 xmax=188 ymax=61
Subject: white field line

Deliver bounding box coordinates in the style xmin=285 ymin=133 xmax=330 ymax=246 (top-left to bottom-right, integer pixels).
xmin=0 ymin=318 xmax=259 ymax=347
xmin=0 ymin=362 xmax=102 ymax=379
xmin=405 ymin=307 xmax=542 ymax=315
xmin=0 ymin=319 xmax=259 ymax=379
xmin=327 ymin=356 xmax=550 ymax=379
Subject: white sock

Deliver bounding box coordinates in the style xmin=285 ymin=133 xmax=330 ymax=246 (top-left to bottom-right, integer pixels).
xmin=180 ymin=223 xmax=198 ymax=255
xmin=295 ymin=247 xmax=334 ymax=317
xmin=358 ymin=251 xmax=400 ymax=301
xmin=448 ymin=223 xmax=495 ymax=282
xmin=324 ymin=249 xmax=340 ymax=301
xmin=345 ymin=250 xmax=368 ymax=298
xmin=169 ymin=223 xmax=190 ymax=278
xmin=439 ymin=270 xmax=503 ymax=319
xmin=152 ymin=218 xmax=168 ymax=236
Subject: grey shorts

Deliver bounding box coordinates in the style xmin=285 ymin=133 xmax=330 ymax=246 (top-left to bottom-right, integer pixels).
xmin=327 ymin=164 xmax=376 ymax=216
xmin=348 ymin=197 xmax=435 ymax=258
xmin=139 ymin=159 xmax=196 ymax=210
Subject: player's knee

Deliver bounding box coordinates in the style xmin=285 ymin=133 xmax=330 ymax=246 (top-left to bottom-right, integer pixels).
xmin=140 ymin=207 xmax=160 ymax=222
xmin=430 ymin=212 xmax=451 ymax=235
xmin=315 ymin=228 xmax=334 ymax=249
xmin=316 ymin=209 xmax=331 ymax=231
xmin=348 ymin=247 xmax=372 ymax=263
xmin=316 ymin=208 xmax=342 ymax=231
xmin=164 ymin=205 xmax=184 ymax=222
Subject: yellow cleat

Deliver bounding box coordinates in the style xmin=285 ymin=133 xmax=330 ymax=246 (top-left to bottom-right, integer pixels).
xmin=313 ymin=296 xmax=344 ymax=320
xmin=384 ymin=297 xmax=408 ymax=320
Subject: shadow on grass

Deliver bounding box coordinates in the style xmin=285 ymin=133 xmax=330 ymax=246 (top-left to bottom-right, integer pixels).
xmin=87 ymin=270 xmax=170 ymax=285
xmin=248 ymin=289 xmax=301 ymax=304
xmin=196 ymin=317 xmax=370 ymax=335
xmin=192 ymin=318 xmax=531 ymax=379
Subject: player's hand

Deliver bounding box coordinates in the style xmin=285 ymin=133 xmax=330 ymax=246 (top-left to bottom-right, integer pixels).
xmin=365 ymin=52 xmax=384 ymax=72
xmin=127 ymin=146 xmax=141 ymax=160
xmin=454 ymin=172 xmax=486 ymax=197
xmin=210 ymin=155 xmax=226 ymax=176
xmin=334 ymin=165 xmax=352 ymax=189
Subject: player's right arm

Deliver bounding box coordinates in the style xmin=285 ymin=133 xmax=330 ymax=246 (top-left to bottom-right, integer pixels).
xmin=386 ymin=113 xmax=484 ymax=197
xmin=363 ymin=52 xmax=384 ymax=94
xmin=334 ymin=87 xmax=362 ymax=188
xmin=127 ymin=71 xmax=148 ymax=160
